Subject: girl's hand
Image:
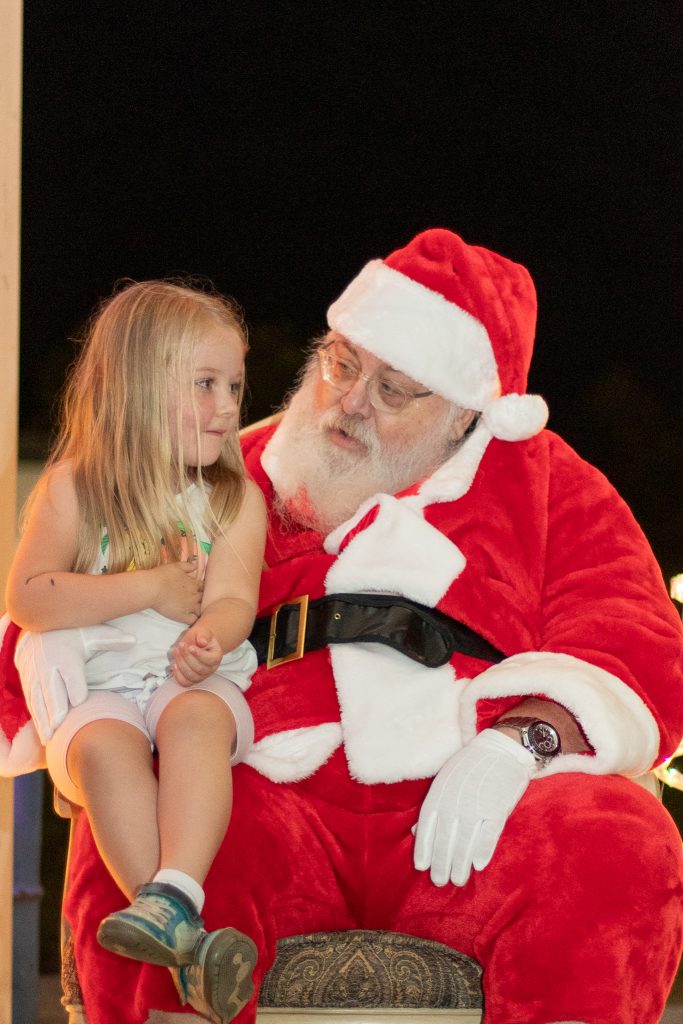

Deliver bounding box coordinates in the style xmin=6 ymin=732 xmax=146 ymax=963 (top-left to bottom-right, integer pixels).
xmin=171 ymin=625 xmax=223 ymax=687
xmin=149 ymin=561 xmax=203 ymax=624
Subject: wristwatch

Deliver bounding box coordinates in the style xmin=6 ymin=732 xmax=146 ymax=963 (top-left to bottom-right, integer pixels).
xmin=492 ymin=716 xmax=561 ymax=765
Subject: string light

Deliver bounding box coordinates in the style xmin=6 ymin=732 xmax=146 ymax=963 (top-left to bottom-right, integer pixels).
xmin=655 ymin=755 xmax=683 ymax=792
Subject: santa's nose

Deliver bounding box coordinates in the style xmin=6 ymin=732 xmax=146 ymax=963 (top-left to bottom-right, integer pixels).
xmin=339 ymin=378 xmax=372 ymax=418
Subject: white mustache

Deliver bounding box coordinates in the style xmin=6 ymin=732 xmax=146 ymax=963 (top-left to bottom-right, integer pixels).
xmin=318 ymin=409 xmax=381 ymax=455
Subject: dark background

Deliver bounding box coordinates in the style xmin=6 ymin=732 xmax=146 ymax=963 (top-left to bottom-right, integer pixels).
xmin=18 ymin=0 xmax=682 ymax=972
xmin=21 ymin=1 xmax=682 ymax=581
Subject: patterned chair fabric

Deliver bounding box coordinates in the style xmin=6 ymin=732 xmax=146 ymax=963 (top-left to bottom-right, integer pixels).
xmin=259 ymin=930 xmax=484 ymax=1010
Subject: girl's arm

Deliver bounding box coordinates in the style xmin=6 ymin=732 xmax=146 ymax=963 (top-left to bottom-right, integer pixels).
xmin=171 ymin=478 xmax=267 ymax=686
xmin=6 ymin=461 xmax=202 ymax=632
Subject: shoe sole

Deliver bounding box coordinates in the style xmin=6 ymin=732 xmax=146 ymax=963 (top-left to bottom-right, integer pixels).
xmin=199 ymin=928 xmax=258 ymax=1021
xmin=97 ymin=916 xmax=201 ymax=966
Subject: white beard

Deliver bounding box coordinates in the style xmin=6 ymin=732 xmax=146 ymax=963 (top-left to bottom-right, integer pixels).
xmin=270 ymin=372 xmax=462 ymax=534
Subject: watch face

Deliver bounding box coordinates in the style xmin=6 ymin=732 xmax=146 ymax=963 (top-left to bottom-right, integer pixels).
xmin=528 ymin=721 xmax=561 ymax=757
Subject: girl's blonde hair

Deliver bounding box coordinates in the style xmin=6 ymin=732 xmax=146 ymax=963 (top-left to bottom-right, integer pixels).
xmin=42 ymin=280 xmax=248 ymax=574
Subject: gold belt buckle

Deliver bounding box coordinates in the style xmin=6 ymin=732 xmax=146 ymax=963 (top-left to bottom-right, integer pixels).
xmin=266 ymin=594 xmax=310 ymax=669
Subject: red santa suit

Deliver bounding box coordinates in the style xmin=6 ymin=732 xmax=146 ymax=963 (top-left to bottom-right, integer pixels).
xmin=2 ymin=229 xmax=682 ymax=1024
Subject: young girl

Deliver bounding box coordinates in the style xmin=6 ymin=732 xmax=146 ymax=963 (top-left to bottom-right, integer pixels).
xmin=6 ymin=280 xmax=266 ymax=1020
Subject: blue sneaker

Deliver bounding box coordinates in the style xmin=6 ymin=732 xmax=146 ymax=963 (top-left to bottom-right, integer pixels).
xmin=172 ymin=927 xmax=257 ymax=1023
xmin=97 ymin=882 xmax=205 ymax=966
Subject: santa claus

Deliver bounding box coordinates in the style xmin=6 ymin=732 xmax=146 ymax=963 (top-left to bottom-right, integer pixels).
xmin=2 ymin=228 xmax=682 ymax=1024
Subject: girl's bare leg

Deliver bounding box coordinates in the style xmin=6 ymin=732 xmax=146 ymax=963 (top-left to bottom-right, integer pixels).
xmin=93 ymin=694 xmax=257 ymax=1019
xmin=67 ymin=719 xmax=159 ymax=900
xmin=155 ymin=689 xmax=235 ymax=884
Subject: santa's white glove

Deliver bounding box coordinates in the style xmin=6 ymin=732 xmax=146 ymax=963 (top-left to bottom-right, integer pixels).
xmin=14 ymin=625 xmax=136 ymax=744
xmin=413 ymin=728 xmax=537 ymax=887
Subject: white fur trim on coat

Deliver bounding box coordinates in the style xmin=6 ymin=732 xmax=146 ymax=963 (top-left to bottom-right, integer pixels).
xmin=0 ymin=719 xmax=46 ymax=778
xmin=244 ymin=724 xmax=342 ymax=782
xmin=323 ymin=494 xmax=468 ymax=782
xmin=330 ymin=643 xmax=465 ymax=783
xmin=327 ymin=259 xmax=500 ymax=410
xmin=459 ymin=651 xmax=660 ymax=777
xmin=325 ymin=495 xmax=465 ymax=605
xmin=410 ymin=419 xmax=492 ymax=508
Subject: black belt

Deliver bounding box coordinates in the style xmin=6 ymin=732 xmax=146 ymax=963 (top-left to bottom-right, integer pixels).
xmin=249 ymin=592 xmax=505 ymax=670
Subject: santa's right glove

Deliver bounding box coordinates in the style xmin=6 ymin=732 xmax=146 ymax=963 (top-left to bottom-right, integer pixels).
xmin=413 ymin=728 xmax=537 ymax=887
xmin=14 ymin=625 xmax=136 ymax=744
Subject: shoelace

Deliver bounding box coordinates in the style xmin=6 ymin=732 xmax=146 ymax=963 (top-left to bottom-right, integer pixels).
xmin=134 ymin=895 xmax=189 ymax=930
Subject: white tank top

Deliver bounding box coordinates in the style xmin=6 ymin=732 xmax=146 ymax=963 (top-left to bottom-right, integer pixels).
xmin=84 ymin=484 xmax=257 ymax=693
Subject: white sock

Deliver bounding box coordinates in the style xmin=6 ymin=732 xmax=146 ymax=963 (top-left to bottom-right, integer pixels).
xmin=152 ymin=868 xmax=205 ymax=915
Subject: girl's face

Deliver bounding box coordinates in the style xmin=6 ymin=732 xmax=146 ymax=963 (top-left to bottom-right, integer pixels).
xmin=169 ymin=325 xmax=245 ymax=469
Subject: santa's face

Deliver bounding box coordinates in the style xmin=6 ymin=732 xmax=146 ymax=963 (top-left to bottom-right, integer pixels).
xmin=270 ymin=336 xmax=475 ymax=533
xmin=312 ymin=334 xmax=454 ymax=454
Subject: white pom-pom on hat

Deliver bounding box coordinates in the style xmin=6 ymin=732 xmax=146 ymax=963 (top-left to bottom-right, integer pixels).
xmin=482 ymin=393 xmax=549 ymax=442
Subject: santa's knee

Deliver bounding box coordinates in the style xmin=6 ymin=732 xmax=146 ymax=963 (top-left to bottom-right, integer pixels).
xmin=489 ymin=772 xmax=681 ymax=934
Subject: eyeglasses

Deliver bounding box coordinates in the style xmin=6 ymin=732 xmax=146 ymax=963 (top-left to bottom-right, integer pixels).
xmin=317 ymin=342 xmax=433 ymax=414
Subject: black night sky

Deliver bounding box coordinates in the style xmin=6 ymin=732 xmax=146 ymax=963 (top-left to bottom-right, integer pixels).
xmin=19 ymin=2 xmax=682 ymax=579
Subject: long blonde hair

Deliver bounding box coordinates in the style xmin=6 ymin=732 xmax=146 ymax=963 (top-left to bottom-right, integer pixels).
xmin=41 ymin=280 xmax=248 ymax=574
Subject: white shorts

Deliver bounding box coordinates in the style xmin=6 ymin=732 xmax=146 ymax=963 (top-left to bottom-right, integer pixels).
xmin=45 ymin=675 xmax=254 ymax=808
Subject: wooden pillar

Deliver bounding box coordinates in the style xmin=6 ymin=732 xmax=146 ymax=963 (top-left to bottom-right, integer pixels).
xmin=0 ymin=3 xmax=23 ymax=1022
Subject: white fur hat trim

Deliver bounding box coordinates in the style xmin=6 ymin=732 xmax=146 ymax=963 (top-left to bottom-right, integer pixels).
xmin=327 ymin=260 xmax=500 ymax=410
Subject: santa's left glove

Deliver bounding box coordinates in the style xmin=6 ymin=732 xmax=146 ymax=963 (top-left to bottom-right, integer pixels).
xmin=413 ymin=728 xmax=537 ymax=887
xmin=14 ymin=625 xmax=136 ymax=744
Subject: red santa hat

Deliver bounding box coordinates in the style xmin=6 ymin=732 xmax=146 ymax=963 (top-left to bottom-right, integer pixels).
xmin=327 ymin=228 xmax=549 ymax=442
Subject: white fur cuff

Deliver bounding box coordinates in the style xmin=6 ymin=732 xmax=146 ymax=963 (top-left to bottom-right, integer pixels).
xmin=459 ymin=651 xmax=660 ymax=777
